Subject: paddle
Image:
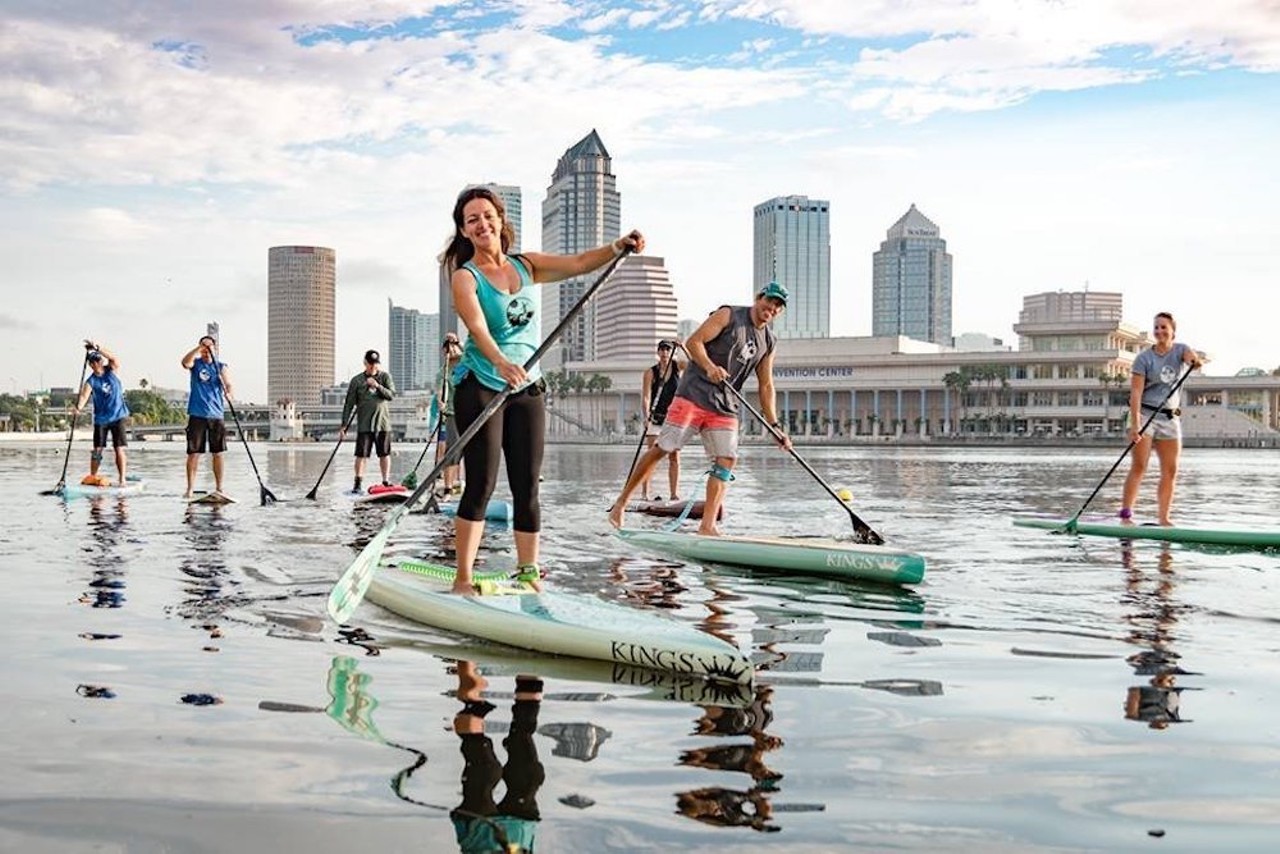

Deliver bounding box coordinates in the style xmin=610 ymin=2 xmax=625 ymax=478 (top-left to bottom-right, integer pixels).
xmin=225 ymin=397 xmax=278 ymax=505
xmin=41 ymin=350 xmax=93 ymax=496
xmin=721 ymin=381 xmax=885 ymax=545
xmin=327 ymin=248 xmax=633 ymax=623
xmin=622 ymin=344 xmax=677 ymax=496
xmin=1058 ymin=363 xmax=1195 ymax=533
xmin=305 ymin=409 xmax=357 ymax=500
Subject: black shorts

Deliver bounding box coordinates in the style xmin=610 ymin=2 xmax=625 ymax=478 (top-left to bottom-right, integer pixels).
xmin=186 ymin=416 xmax=227 ymax=454
xmin=355 ymin=431 xmax=391 ymax=458
xmin=93 ymin=419 xmax=128 ymax=449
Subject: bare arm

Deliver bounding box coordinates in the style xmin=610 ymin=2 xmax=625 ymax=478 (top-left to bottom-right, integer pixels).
xmin=755 ymin=349 xmax=792 ymax=450
xmin=180 ymin=347 xmax=201 ymax=370
xmin=219 ymin=365 xmax=234 ymax=402
xmin=94 ymin=343 xmax=120 ymax=371
xmin=685 ymin=308 xmax=732 ymax=384
xmin=640 ymin=367 xmax=653 ymax=419
xmin=74 ymin=381 xmax=91 ymax=413
xmin=452 ymin=268 xmax=526 ymax=388
xmin=1127 ymin=370 xmax=1145 ymax=442
xmin=519 ymin=230 xmax=644 ymax=284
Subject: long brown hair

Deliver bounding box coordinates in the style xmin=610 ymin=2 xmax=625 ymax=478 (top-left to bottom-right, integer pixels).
xmin=442 ymin=187 xmax=515 ymax=270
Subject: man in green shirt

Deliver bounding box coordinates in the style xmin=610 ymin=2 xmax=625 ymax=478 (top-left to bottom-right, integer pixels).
xmin=340 ymin=349 xmax=396 ymax=493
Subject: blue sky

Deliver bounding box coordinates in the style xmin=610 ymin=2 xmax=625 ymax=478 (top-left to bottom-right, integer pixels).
xmin=2 ymin=0 xmax=1278 ymax=399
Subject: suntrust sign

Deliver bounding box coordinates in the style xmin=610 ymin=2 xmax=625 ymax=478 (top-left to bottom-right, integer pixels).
xmin=774 ymin=366 xmax=855 ymax=380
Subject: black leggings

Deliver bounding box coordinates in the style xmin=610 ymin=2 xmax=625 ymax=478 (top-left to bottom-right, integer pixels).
xmin=454 ymin=374 xmax=545 ymax=532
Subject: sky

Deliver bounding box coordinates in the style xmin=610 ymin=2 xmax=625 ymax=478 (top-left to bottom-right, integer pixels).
xmin=2 ymin=0 xmax=1278 ymax=401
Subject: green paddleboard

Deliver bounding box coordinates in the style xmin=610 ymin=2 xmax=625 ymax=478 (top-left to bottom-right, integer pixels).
xmin=1014 ymin=515 xmax=1280 ymax=548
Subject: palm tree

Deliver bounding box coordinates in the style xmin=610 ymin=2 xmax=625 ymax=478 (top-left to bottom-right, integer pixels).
xmin=1098 ymin=368 xmax=1128 ymax=434
xmin=942 ymin=369 xmax=972 ymax=435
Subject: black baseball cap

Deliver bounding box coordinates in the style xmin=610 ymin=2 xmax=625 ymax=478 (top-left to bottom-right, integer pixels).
xmin=364 ymin=349 xmax=380 ymax=364
xmin=657 ymin=340 xmax=674 ymax=351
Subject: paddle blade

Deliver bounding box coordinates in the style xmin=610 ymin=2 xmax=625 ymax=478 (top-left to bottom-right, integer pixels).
xmin=328 ymin=526 xmax=393 ymax=623
xmin=261 ymin=486 xmax=278 ymax=506
xmin=40 ymin=484 xmax=66 ymax=497
xmin=855 ymin=526 xmax=885 ymax=546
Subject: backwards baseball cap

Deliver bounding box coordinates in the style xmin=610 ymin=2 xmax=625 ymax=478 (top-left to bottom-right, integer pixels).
xmin=657 ymin=339 xmax=674 ymax=351
xmin=758 ymin=281 xmax=789 ymax=304
xmin=87 ymin=350 xmax=105 ymax=364
xmin=364 ymin=349 xmax=380 ymax=364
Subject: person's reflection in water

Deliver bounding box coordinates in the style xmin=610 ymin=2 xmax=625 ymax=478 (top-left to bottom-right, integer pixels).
xmin=675 ymin=684 xmax=783 ymax=833
xmin=179 ymin=504 xmax=236 ymax=649
xmin=1120 ymin=543 xmax=1195 ymax=728
xmin=81 ymin=497 xmax=132 ymax=609
xmin=451 ymin=660 xmax=545 ymax=853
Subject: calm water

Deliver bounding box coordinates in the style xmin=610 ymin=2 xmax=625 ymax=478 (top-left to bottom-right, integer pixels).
xmin=2 ymin=439 xmax=1279 ymax=852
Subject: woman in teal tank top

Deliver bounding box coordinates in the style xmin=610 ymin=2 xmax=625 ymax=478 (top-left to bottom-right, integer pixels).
xmin=443 ymin=186 xmax=644 ymax=595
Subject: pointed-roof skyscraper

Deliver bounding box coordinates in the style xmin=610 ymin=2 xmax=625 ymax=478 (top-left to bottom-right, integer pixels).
xmin=872 ymin=204 xmax=953 ymax=345
xmin=541 ymin=129 xmax=621 ymax=367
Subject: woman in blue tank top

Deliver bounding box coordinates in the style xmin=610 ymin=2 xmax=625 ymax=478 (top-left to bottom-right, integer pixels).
xmin=442 ymin=186 xmax=644 ymax=595
xmin=1119 ymin=312 xmax=1204 ymax=526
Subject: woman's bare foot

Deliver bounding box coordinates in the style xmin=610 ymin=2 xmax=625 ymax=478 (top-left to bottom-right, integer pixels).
xmin=451 ymin=579 xmax=477 ymax=595
xmin=607 ymin=503 xmax=625 ymax=529
xmin=695 ymin=524 xmax=722 ymax=536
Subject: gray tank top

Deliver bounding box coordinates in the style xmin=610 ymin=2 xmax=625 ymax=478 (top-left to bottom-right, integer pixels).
xmin=676 ymin=305 xmax=776 ymax=416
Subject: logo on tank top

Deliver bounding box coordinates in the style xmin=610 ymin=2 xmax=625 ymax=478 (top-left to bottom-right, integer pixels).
xmin=1159 ymin=363 xmax=1178 ymax=384
xmin=507 ymin=296 xmax=534 ymax=328
xmin=199 ymin=368 xmax=212 ymax=383
xmin=737 ymin=336 xmax=758 ymax=364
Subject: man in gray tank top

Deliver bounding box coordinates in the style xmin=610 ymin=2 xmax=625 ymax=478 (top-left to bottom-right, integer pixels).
xmin=608 ymin=282 xmax=793 ymax=535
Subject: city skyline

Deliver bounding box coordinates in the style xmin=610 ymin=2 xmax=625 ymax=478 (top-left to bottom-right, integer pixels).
xmin=873 ymin=204 xmax=953 ymax=345
xmin=1 ymin=3 xmax=1277 ymax=400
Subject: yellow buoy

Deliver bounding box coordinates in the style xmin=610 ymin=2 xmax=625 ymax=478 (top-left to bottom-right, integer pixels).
xmin=836 ymin=488 xmax=853 ymax=502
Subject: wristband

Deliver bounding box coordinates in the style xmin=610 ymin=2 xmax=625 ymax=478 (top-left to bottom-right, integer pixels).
xmin=610 ymin=238 xmax=625 ymax=257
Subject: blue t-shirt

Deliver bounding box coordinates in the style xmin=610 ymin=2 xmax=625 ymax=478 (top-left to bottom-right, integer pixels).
xmin=86 ymin=369 xmax=130 ymax=425
xmin=453 ymin=256 xmax=542 ymax=392
xmin=188 ymin=358 xmax=227 ymax=419
xmin=1132 ymin=343 xmax=1190 ymax=410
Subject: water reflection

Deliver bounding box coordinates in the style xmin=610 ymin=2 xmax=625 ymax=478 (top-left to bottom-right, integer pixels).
xmin=176 ymin=504 xmax=237 ymax=656
xmin=675 ymin=685 xmax=787 ymax=833
xmin=1120 ymin=543 xmax=1199 ymax=728
xmin=80 ymin=498 xmax=130 ymax=610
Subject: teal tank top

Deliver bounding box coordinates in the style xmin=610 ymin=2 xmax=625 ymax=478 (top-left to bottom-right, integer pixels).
xmin=453 ymin=255 xmax=542 ymax=392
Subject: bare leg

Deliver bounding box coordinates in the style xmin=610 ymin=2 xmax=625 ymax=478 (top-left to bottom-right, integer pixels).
xmin=379 ymin=454 xmax=391 ymax=484
xmin=90 ymin=448 xmax=102 ymax=478
xmin=354 ymin=456 xmax=367 ymax=483
xmin=668 ymin=450 xmax=681 ymax=500
xmin=1120 ymin=435 xmax=1152 ymax=517
xmin=514 ymin=529 xmax=542 ymax=592
xmin=697 ymin=455 xmax=735 ymax=536
xmin=115 ymin=446 xmax=127 ymax=485
xmin=452 ymin=517 xmax=487 ymax=594
xmin=609 ymin=444 xmax=671 ymax=529
xmin=1153 ymin=438 xmax=1181 ymax=526
xmin=211 ymin=453 xmax=224 ymax=494
xmin=640 ymin=435 xmax=656 ymax=499
xmin=185 ymin=454 xmax=198 ymax=498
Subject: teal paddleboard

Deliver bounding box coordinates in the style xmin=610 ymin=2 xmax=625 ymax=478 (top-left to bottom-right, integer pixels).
xmin=1014 ymin=515 xmax=1280 ymax=548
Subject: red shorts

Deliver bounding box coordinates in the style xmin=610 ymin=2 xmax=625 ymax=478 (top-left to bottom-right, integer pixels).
xmin=663 ymin=397 xmax=738 ymax=432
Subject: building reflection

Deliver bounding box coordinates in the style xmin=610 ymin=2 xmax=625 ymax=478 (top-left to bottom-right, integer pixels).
xmin=1120 ymin=543 xmax=1198 ymax=728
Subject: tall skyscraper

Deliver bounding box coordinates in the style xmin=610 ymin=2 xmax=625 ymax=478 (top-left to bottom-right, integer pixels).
xmin=872 ymin=204 xmax=953 ymax=345
xmin=753 ymin=195 xmax=830 ymax=338
xmin=268 ymin=245 xmax=335 ymax=407
xmin=594 ymin=255 xmax=679 ymax=362
xmin=541 ymin=130 xmax=621 ymax=366
xmin=388 ymin=300 xmax=441 ymax=391
xmin=438 ymin=183 xmax=523 ymax=348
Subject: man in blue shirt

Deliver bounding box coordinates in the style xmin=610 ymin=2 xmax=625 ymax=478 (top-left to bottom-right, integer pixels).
xmin=73 ymin=340 xmax=130 ymax=485
xmin=180 ymin=335 xmax=235 ymax=499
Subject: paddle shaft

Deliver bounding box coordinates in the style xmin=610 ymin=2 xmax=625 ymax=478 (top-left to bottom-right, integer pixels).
xmin=1064 ymin=363 xmax=1194 ymax=527
xmin=225 ymin=396 xmax=276 ymax=504
xmin=721 ymin=381 xmax=884 ymax=545
xmin=404 ymin=370 xmax=449 ymax=480
xmin=305 ymin=409 xmax=357 ymax=499
xmin=46 ymin=353 xmax=92 ymax=494
xmin=327 ymin=248 xmax=633 ymax=622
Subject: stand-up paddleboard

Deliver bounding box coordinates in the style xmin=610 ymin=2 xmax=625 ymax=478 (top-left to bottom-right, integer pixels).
xmin=626 ymin=498 xmax=720 ymax=521
xmin=364 ymin=561 xmax=753 ymax=685
xmin=61 ymin=477 xmax=145 ymax=500
xmin=352 ymin=484 xmax=412 ymax=505
xmin=615 ymin=528 xmax=926 ymax=585
xmin=1014 ymin=515 xmax=1280 ymax=548
xmin=438 ymin=499 xmax=514 ymax=523
xmin=188 ymin=491 xmax=235 ymax=505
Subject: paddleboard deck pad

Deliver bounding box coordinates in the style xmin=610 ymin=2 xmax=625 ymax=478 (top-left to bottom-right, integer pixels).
xmin=188 ymin=492 xmax=234 ymax=505
xmin=351 ymin=484 xmax=412 ymax=504
xmin=365 ymin=561 xmax=753 ymax=684
xmin=616 ymin=528 xmax=926 ymax=585
xmin=438 ymin=499 xmax=514 ymax=522
xmin=626 ymin=499 xmax=720 ymax=520
xmin=1014 ymin=515 xmax=1280 ymax=548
